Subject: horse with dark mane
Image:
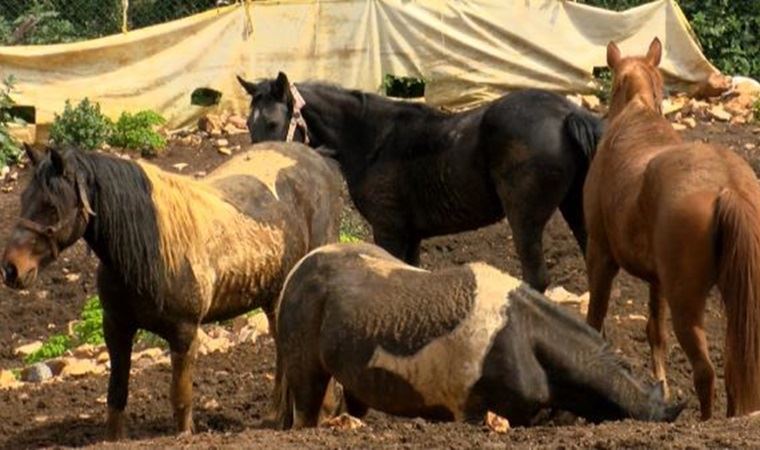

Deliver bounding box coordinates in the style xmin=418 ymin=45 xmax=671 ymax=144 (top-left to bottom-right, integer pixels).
xmin=237 ymin=73 xmax=603 ymax=292
xmin=272 ymin=242 xmax=684 ymax=428
xmin=1 ymin=142 xmax=341 ymax=439
xmin=584 ymin=38 xmax=760 ymax=419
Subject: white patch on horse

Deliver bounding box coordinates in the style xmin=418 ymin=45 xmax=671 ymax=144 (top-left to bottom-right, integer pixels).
xmin=366 ymin=263 xmax=520 ymax=419
xmin=358 ymin=254 xmax=428 ymax=278
xmin=206 ymin=149 xmax=296 ymax=200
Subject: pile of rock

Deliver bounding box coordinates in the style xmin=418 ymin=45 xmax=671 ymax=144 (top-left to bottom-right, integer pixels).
xmin=0 ymin=312 xmax=269 ymax=389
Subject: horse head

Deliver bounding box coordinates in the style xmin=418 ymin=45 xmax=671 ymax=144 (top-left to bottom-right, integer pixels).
xmin=606 ymin=37 xmax=665 ymax=119
xmin=645 ymin=380 xmax=686 ymax=422
xmin=2 ymin=145 xmax=94 ymax=288
xmin=237 ymin=71 xmax=307 ymax=144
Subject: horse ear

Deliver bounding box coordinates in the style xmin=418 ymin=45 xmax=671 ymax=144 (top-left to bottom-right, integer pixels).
xmin=236 ymin=75 xmax=258 ymax=97
xmin=23 ymin=142 xmax=45 ymax=166
xmin=606 ymin=41 xmax=622 ymax=70
xmin=49 ymin=147 xmax=66 ymax=175
xmin=646 ymin=37 xmax=662 ymax=67
xmin=273 ymin=71 xmax=291 ymax=103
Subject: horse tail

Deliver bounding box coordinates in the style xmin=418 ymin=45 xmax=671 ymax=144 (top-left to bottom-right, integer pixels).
xmin=563 ymin=109 xmax=604 ymax=164
xmin=715 ymin=188 xmax=760 ymax=415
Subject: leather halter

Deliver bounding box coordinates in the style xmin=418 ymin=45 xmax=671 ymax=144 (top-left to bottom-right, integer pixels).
xmin=286 ymin=83 xmax=310 ymax=145
xmin=15 ymin=175 xmax=95 ymax=260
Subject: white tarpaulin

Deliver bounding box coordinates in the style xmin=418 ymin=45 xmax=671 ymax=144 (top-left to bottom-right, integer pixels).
xmin=0 ymin=0 xmax=718 ymax=135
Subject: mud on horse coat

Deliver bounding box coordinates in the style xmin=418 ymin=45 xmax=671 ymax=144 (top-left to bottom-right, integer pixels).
xmin=584 ymin=38 xmax=760 ymax=419
xmin=1 ymin=142 xmax=341 ymax=440
xmin=237 ymin=73 xmax=604 ymax=293
xmin=272 ymin=243 xmax=683 ymax=428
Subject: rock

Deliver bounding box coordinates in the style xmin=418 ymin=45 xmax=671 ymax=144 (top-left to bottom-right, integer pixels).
xmin=0 ymin=370 xmax=20 ymax=389
xmin=485 ymin=411 xmax=510 ymax=434
xmin=8 ymin=171 xmax=18 ymax=181
xmin=46 ymin=358 xmax=70 ymax=376
xmin=132 ymin=347 xmax=164 ymax=361
xmin=217 ymin=146 xmax=232 ymax=156
xmin=745 ymin=143 xmax=757 ymax=150
xmin=215 ymin=138 xmax=229 ymax=147
xmin=60 ymin=358 xmax=104 ymax=377
xmin=628 ymin=314 xmax=647 ymax=321
xmin=194 ymin=171 xmax=207 ymax=178
xmin=35 ymin=290 xmax=49 ymax=300
xmin=65 ymin=273 xmax=81 ymax=283
xmin=14 ymin=341 xmax=43 ymax=357
xmin=662 ymin=96 xmax=687 ymax=116
xmin=96 ymin=351 xmax=110 ymax=364
xmin=202 ymin=398 xmax=220 ymax=410
xmin=227 ymin=115 xmax=248 ymax=130
xmin=580 ymin=94 xmax=601 ymax=111
xmin=682 ymin=117 xmax=697 ymax=129
xmin=565 ymin=94 xmax=583 ymax=107
xmin=731 ymin=115 xmax=747 ymax=125
xmin=223 ymin=123 xmax=246 ymax=135
xmin=320 ymin=413 xmax=365 ymax=430
xmin=197 ymin=329 xmax=231 ymax=355
xmin=198 ymin=114 xmax=223 ymax=135
xmin=671 ymin=123 xmax=687 ymax=131
xmin=247 ymin=313 xmax=270 ymax=335
xmin=690 ymin=73 xmax=732 ymax=99
xmin=732 ymin=76 xmax=760 ymax=96
xmin=0 ymin=165 xmax=9 ymax=179
xmin=172 ymin=163 xmax=189 ymax=172
xmin=22 ymin=363 xmax=53 ymax=382
xmin=72 ymin=344 xmax=101 ymax=359
xmin=708 ymin=104 xmax=732 ymax=122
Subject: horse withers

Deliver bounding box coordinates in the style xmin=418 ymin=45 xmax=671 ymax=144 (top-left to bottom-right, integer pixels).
xmin=584 ymin=38 xmax=760 ymax=419
xmin=272 ymin=243 xmax=684 ymax=428
xmin=237 ymin=73 xmax=604 ymax=293
xmin=1 ymin=142 xmax=341 ymax=440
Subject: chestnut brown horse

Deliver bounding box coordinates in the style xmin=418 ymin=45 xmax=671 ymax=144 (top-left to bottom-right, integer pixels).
xmin=584 ymin=38 xmax=760 ymax=419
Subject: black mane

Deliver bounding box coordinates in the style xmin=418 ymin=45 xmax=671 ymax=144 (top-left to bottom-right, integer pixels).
xmin=44 ymin=148 xmax=165 ymax=305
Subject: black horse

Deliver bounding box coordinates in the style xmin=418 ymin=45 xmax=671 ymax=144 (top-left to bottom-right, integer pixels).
xmin=238 ymin=72 xmax=603 ymax=292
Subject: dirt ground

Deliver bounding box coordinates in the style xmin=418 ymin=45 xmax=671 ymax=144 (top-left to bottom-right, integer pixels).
xmin=0 ymin=120 xmax=759 ymax=449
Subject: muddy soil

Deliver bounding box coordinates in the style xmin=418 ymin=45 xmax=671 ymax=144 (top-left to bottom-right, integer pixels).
xmin=0 ymin=123 xmax=759 ymax=449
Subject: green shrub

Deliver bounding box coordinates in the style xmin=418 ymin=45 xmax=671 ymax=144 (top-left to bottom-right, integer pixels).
xmin=73 ymin=296 xmax=105 ymax=345
xmin=0 ymin=75 xmax=22 ymax=169
xmin=108 ymin=110 xmax=167 ymax=154
xmin=382 ymin=74 xmax=425 ymax=98
xmin=25 ymin=334 xmax=71 ymax=364
xmin=49 ymin=98 xmax=112 ymax=150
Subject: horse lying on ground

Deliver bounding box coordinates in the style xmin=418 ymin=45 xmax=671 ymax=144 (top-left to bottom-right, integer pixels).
xmin=272 ymin=242 xmax=684 ymax=428
xmin=583 ymin=37 xmax=760 ymax=419
xmin=1 ymin=142 xmax=341 ymax=440
xmin=237 ymin=74 xmax=604 ymax=292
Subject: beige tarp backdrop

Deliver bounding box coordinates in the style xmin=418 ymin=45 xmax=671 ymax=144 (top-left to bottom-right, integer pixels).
xmin=0 ymin=0 xmax=717 ymax=136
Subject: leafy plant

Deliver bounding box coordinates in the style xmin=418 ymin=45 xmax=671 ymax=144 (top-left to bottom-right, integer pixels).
xmin=49 ymin=98 xmax=112 ymax=150
xmin=108 ymin=110 xmax=167 ymax=155
xmin=753 ymin=98 xmax=760 ymax=121
xmin=25 ymin=334 xmax=71 ymax=364
xmin=72 ymin=296 xmax=105 ymax=345
xmin=8 ymin=1 xmax=81 ymax=45
xmin=0 ymin=75 xmax=23 ymax=169
xmin=382 ymin=74 xmax=425 ymax=98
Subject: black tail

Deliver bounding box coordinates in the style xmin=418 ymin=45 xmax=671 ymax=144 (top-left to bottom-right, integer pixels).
xmin=563 ymin=110 xmax=605 ymax=162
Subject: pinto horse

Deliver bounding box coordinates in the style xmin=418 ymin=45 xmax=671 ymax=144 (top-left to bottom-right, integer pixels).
xmin=1 ymin=142 xmax=341 ymax=439
xmin=237 ymin=73 xmax=604 ymax=293
xmin=584 ymin=38 xmax=760 ymax=419
xmin=272 ymin=242 xmax=683 ymax=428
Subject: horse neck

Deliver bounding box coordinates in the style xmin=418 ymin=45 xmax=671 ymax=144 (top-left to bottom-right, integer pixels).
xmin=299 ymin=84 xmax=451 ymax=179
xmin=604 ymin=99 xmax=680 ymax=154
xmin=518 ymin=293 xmax=655 ymax=421
xmin=79 ymin=153 xmax=165 ymax=299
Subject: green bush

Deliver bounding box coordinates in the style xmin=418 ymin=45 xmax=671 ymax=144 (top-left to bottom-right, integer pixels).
xmin=382 ymin=74 xmax=425 ymax=98
xmin=25 ymin=334 xmax=70 ymax=364
xmin=49 ymin=98 xmax=112 ymax=150
xmin=73 ymin=296 xmax=105 ymax=345
xmin=108 ymin=110 xmax=167 ymax=154
xmin=579 ymin=0 xmax=760 ymax=80
xmin=0 ymin=75 xmax=22 ymax=169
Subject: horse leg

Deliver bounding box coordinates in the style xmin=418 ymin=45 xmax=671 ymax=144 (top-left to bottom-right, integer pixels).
xmin=669 ymin=295 xmax=714 ymax=420
xmin=373 ymin=229 xmax=417 ymax=266
xmin=343 ymin=391 xmax=369 ymax=418
xmin=290 ymin=367 xmax=331 ymax=429
xmin=585 ymin=236 xmax=619 ymax=333
xmin=405 ymin=238 xmax=421 ymax=266
xmin=646 ymin=283 xmax=670 ymax=398
xmin=168 ymin=325 xmax=200 ymax=434
xmin=103 ymin=312 xmax=137 ymax=441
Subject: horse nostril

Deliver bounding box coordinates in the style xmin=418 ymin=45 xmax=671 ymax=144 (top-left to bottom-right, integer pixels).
xmin=3 ymin=262 xmax=17 ymax=283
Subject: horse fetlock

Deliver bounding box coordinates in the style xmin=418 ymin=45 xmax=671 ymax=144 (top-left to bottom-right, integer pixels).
xmin=105 ymin=406 xmax=127 ymax=441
